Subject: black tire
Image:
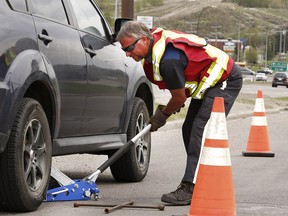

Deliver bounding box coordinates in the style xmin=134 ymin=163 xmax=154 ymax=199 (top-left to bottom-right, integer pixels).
xmin=0 ymin=98 xmax=52 ymax=212
xmin=110 ymin=97 xmax=151 ymax=182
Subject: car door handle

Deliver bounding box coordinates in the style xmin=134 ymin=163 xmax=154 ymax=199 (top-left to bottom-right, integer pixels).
xmin=84 ymin=47 xmax=97 ymax=58
xmin=38 ymin=33 xmax=53 ymax=45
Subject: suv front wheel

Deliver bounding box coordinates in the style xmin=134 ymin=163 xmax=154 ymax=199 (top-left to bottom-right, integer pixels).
xmin=0 ymin=98 xmax=52 ymax=212
xmin=110 ymin=97 xmax=151 ymax=182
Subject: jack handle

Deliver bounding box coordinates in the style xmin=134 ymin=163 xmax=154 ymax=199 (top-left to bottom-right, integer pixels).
xmin=83 ymin=124 xmax=151 ymax=182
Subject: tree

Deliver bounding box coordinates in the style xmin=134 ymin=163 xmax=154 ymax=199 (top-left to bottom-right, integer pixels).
xmin=245 ymin=47 xmax=258 ymax=64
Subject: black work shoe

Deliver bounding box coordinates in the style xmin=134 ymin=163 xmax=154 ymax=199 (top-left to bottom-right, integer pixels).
xmin=161 ymin=181 xmax=194 ymax=205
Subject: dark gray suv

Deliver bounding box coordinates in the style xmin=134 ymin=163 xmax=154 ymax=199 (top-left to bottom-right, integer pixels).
xmin=272 ymin=72 xmax=288 ymax=88
xmin=0 ymin=0 xmax=153 ymax=212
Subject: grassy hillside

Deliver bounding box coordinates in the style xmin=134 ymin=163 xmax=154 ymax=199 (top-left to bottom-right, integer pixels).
xmin=135 ymin=0 xmax=288 ymax=40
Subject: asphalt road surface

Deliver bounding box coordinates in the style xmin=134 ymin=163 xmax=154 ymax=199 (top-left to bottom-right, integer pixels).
xmin=1 ymin=109 xmax=288 ymax=216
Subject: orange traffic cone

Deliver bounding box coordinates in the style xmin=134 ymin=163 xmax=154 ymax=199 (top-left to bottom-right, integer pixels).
xmin=242 ymin=90 xmax=275 ymax=157
xmin=188 ymin=97 xmax=236 ymax=216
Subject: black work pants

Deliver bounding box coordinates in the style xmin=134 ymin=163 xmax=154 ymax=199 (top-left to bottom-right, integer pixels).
xmin=181 ymin=64 xmax=243 ymax=183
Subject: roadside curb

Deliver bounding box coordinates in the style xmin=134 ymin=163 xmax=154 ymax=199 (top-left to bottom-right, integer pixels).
xmin=227 ymin=107 xmax=287 ymax=120
xmin=159 ymin=107 xmax=287 ymax=131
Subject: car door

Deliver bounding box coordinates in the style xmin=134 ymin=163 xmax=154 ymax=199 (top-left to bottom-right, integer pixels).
xmin=69 ymin=0 xmax=128 ymax=135
xmin=28 ymin=0 xmax=87 ymax=137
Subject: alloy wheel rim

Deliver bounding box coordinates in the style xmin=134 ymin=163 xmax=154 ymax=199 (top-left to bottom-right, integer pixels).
xmin=135 ymin=113 xmax=149 ymax=168
xmin=23 ymin=119 xmax=47 ymax=191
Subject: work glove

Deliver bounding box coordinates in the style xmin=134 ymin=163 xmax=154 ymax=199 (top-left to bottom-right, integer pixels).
xmin=149 ymin=105 xmax=170 ymax=132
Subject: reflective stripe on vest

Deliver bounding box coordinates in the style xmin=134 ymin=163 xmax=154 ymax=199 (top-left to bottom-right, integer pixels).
xmin=204 ymin=44 xmax=230 ymax=71
xmin=191 ymin=62 xmax=225 ymax=99
xmin=187 ymin=44 xmax=229 ymax=99
xmin=152 ymin=29 xmax=207 ymax=82
xmin=151 ymin=29 xmax=230 ymax=99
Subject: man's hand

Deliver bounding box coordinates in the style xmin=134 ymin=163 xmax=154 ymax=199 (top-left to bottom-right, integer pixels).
xmin=149 ymin=105 xmax=170 ymax=132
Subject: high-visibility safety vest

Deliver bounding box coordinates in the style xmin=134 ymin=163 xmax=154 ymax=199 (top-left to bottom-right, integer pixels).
xmin=143 ymin=28 xmax=234 ymax=99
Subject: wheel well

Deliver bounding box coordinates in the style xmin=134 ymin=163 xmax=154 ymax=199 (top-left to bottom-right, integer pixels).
xmin=24 ymin=81 xmax=54 ymax=135
xmin=135 ymin=83 xmax=153 ymax=117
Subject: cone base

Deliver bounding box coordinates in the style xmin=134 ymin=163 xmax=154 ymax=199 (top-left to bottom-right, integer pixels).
xmin=242 ymin=151 xmax=275 ymax=157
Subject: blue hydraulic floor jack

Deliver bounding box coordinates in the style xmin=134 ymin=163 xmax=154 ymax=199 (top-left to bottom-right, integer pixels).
xmin=45 ymin=124 xmax=151 ymax=202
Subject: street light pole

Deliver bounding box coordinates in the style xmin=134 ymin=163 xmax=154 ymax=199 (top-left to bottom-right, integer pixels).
xmin=211 ymin=24 xmax=221 ymax=48
xmin=279 ymin=30 xmax=282 ymax=54
xmin=114 ymin=0 xmax=118 ymax=20
xmin=237 ymin=22 xmax=241 ymax=62
xmin=196 ymin=9 xmax=205 ymax=35
xmin=283 ymin=30 xmax=286 ymax=54
xmin=265 ymin=33 xmax=268 ymax=68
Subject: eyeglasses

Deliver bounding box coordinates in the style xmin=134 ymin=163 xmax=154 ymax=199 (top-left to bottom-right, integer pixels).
xmin=122 ymin=38 xmax=141 ymax=52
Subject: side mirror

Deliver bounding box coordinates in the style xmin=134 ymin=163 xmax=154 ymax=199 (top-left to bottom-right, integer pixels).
xmin=114 ymin=18 xmax=132 ymax=37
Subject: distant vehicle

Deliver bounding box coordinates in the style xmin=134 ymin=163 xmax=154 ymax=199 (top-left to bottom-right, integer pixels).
xmin=272 ymin=72 xmax=288 ymax=88
xmin=240 ymin=67 xmax=255 ymax=81
xmin=257 ymin=69 xmax=273 ymax=75
xmin=262 ymin=67 xmax=273 ymax=74
xmin=255 ymin=73 xmax=268 ymax=81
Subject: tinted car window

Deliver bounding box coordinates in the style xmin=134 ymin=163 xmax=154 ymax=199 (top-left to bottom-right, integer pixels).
xmin=30 ymin=0 xmax=68 ymax=24
xmin=70 ymin=0 xmax=106 ymax=37
xmin=275 ymin=73 xmax=287 ymax=78
xmin=7 ymin=0 xmax=27 ymax=11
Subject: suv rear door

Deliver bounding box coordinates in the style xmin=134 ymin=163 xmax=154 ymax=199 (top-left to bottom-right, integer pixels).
xmin=28 ymin=0 xmax=87 ymax=137
xmin=69 ymin=0 xmax=128 ymax=135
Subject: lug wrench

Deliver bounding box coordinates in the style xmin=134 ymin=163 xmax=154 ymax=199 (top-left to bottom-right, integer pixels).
xmin=104 ymin=200 xmax=134 ymax=214
xmin=73 ymin=201 xmax=165 ymax=211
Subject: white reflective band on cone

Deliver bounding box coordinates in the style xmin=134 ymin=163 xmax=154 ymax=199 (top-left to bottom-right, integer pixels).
xmin=254 ymin=98 xmax=265 ymax=112
xmin=251 ymin=116 xmax=267 ymax=126
xmin=205 ymin=112 xmax=228 ymax=140
xmin=200 ymin=147 xmax=232 ymax=166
